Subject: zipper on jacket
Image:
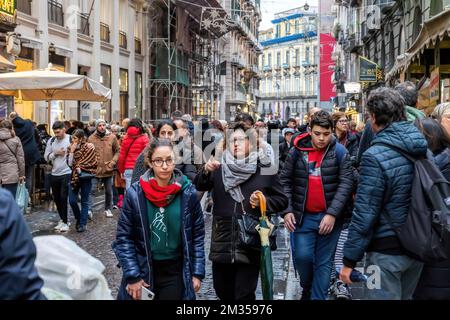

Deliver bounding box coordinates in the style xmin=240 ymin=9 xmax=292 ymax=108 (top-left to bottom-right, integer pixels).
xmin=136 ymin=192 xmax=153 ymax=287
xmin=319 ymin=143 xmax=332 ymax=211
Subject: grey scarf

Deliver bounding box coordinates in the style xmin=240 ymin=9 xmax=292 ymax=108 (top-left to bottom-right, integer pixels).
xmin=221 ymin=150 xmax=258 ymax=202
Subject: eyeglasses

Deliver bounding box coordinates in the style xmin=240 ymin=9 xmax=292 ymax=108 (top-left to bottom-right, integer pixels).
xmin=151 ymin=158 xmax=174 ymax=167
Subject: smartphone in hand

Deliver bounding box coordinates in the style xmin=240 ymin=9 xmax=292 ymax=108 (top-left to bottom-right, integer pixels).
xmin=141 ymin=286 xmax=155 ymax=300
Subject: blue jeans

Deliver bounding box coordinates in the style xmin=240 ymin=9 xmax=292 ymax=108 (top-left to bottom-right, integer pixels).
xmin=365 ymin=252 xmax=423 ymax=300
xmin=124 ymin=169 xmax=133 ymax=191
xmin=69 ymin=179 xmax=93 ymax=228
xmin=293 ymin=212 xmax=342 ymax=300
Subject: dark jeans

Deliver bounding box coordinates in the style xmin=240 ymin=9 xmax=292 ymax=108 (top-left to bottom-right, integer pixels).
xmin=44 ymin=173 xmax=52 ymax=200
xmin=25 ymin=164 xmax=34 ymax=193
xmin=153 ymin=259 xmax=184 ymax=300
xmin=89 ymin=176 xmax=113 ymax=211
xmin=1 ymin=183 xmax=18 ymax=199
xmin=113 ymin=185 xmax=119 ymax=205
xmin=293 ymin=212 xmax=342 ymax=300
xmin=51 ymin=174 xmax=71 ymax=224
xmin=69 ymin=178 xmax=92 ymax=228
xmin=212 ymin=262 xmax=260 ymax=300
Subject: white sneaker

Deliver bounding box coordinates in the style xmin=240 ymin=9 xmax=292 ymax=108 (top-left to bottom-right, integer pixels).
xmin=112 ymin=205 xmax=118 ymax=210
xmin=58 ymin=223 xmax=70 ymax=232
xmin=54 ymin=220 xmax=64 ymax=230
xmin=105 ymin=209 xmax=113 ymax=217
xmin=88 ymin=210 xmax=93 ymax=220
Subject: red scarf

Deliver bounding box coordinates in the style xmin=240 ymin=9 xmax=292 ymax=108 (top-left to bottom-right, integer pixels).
xmin=140 ymin=177 xmax=182 ymax=207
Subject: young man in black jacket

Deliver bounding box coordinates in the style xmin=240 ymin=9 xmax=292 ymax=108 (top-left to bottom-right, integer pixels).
xmin=280 ymin=111 xmax=354 ymax=300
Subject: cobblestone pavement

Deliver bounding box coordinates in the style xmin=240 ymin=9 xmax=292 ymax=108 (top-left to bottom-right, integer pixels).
xmin=26 ymin=198 xmax=293 ymax=300
xmin=26 ymin=197 xmax=366 ymax=300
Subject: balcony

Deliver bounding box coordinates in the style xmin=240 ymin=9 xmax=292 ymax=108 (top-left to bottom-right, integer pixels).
xmin=263 ymin=65 xmax=272 ymax=71
xmin=231 ymin=54 xmax=245 ymax=68
xmin=282 ymin=63 xmax=290 ymax=69
xmin=135 ymin=38 xmax=142 ymax=54
xmin=78 ymin=13 xmax=90 ymax=36
xmin=100 ymin=22 xmax=110 ymax=43
xmin=17 ymin=0 xmax=32 ymax=15
xmin=48 ymin=0 xmax=64 ymax=27
xmin=119 ymin=31 xmax=127 ymax=49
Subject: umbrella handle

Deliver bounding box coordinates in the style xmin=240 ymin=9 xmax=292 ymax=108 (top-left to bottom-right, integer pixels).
xmin=251 ymin=191 xmax=267 ymax=218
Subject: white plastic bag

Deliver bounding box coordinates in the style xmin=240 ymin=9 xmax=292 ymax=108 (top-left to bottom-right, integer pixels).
xmin=16 ymin=183 xmax=28 ymax=212
xmin=33 ymin=236 xmax=113 ymax=300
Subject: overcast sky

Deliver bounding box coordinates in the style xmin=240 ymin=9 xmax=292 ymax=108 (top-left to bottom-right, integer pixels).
xmin=259 ymin=0 xmax=319 ymax=30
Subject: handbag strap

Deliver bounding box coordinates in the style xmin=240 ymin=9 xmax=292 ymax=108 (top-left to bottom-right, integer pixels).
xmin=1 ymin=139 xmax=16 ymax=158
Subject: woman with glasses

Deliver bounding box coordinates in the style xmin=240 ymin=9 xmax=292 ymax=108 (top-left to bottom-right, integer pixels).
xmin=113 ymin=138 xmax=205 ymax=300
xmin=331 ymin=112 xmax=359 ymax=164
xmin=194 ymin=122 xmax=287 ymax=300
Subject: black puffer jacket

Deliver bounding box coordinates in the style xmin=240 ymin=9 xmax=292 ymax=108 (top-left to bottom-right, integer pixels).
xmin=336 ymin=131 xmax=359 ymax=167
xmin=194 ymin=165 xmax=288 ymax=265
xmin=414 ymin=148 xmax=450 ymax=300
xmin=280 ymin=133 xmax=354 ymax=225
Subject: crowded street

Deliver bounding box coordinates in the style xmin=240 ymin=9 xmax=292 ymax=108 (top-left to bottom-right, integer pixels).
xmin=1 ymin=0 xmax=450 ymax=304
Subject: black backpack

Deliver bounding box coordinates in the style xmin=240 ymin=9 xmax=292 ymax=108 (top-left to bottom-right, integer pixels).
xmin=379 ymin=143 xmax=450 ymax=263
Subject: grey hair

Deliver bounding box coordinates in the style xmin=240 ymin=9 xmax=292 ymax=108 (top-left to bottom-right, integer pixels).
xmin=395 ymin=81 xmax=418 ymax=107
xmin=431 ymin=103 xmax=450 ymax=121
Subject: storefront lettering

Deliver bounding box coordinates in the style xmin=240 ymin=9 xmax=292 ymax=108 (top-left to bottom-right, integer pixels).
xmin=0 ymin=0 xmax=15 ymax=16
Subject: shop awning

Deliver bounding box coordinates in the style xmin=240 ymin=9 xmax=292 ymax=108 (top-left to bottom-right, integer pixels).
xmin=0 ymin=55 xmax=16 ymax=70
xmin=386 ymin=9 xmax=450 ymax=81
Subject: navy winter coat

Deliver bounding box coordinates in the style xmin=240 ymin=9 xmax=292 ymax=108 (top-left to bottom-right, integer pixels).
xmin=12 ymin=116 xmax=41 ymax=166
xmin=343 ymin=122 xmax=428 ymax=268
xmin=112 ymin=174 xmax=205 ymax=300
xmin=0 ymin=189 xmax=45 ymax=300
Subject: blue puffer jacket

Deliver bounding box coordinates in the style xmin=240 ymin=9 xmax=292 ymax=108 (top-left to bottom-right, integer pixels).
xmin=112 ymin=172 xmax=205 ymax=300
xmin=343 ymin=121 xmax=428 ymax=267
xmin=0 ymin=189 xmax=45 ymax=300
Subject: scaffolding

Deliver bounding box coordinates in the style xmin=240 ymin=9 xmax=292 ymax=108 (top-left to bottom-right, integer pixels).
xmin=147 ymin=0 xmax=226 ymax=120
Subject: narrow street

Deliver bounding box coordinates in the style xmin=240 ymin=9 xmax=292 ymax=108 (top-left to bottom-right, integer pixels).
xmin=25 ymin=194 xmax=296 ymax=300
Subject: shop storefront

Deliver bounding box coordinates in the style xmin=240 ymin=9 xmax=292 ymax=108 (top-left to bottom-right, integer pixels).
xmin=0 ymin=0 xmax=17 ymax=119
xmin=386 ymin=10 xmax=450 ymax=115
xmin=13 ymin=47 xmax=34 ymax=120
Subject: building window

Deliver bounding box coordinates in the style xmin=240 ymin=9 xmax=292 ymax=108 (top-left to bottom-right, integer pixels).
xmin=313 ymin=47 xmax=317 ymax=64
xmin=305 ymin=47 xmax=310 ymax=63
xmin=286 ymin=21 xmax=290 ymax=35
xmin=48 ymin=0 xmax=64 ymax=26
xmin=412 ymin=6 xmax=422 ymax=43
xmin=100 ymin=64 xmax=112 ymax=121
xmin=119 ymin=69 xmax=129 ymax=120
xmin=430 ymin=0 xmax=444 ymax=17
xmin=18 ymin=0 xmax=32 ymax=15
xmin=295 ymin=49 xmax=300 ymax=66
xmin=275 ymin=24 xmax=280 ymax=38
xmin=277 ymin=52 xmax=281 ymax=67
xmin=295 ymin=19 xmax=300 ymax=34
xmin=268 ymin=53 xmax=272 ymax=67
xmin=285 ymin=51 xmax=290 ymax=66
xmin=135 ymin=72 xmax=143 ymax=118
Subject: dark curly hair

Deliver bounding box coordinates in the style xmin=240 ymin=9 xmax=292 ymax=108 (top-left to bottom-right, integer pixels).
xmin=366 ymin=87 xmax=407 ymax=126
xmin=310 ymin=110 xmax=333 ymax=130
xmin=146 ymin=138 xmax=173 ymax=162
xmin=155 ymin=120 xmax=177 ymax=138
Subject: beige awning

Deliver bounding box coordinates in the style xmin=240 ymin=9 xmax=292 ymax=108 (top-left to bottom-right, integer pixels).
xmin=0 ymin=55 xmax=16 ymax=70
xmin=386 ymin=9 xmax=450 ymax=81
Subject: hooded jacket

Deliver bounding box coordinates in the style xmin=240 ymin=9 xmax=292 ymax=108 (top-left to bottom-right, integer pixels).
xmin=11 ymin=116 xmax=40 ymax=166
xmin=280 ymin=133 xmax=354 ymax=225
xmin=343 ymin=121 xmax=428 ymax=268
xmin=117 ymin=127 xmax=149 ymax=173
xmin=0 ymin=189 xmax=45 ymax=299
xmin=112 ymin=170 xmax=205 ymax=300
xmin=0 ymin=128 xmax=25 ymax=185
